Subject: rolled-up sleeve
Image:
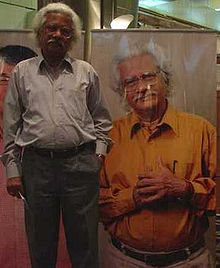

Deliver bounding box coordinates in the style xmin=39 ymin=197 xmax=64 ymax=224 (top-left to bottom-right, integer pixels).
xmin=190 ymin=123 xmax=216 ymax=212
xmin=99 ymin=167 xmax=136 ymax=224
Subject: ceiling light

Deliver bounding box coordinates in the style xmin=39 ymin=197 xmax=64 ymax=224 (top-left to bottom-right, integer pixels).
xmin=209 ymin=0 xmax=220 ymax=11
xmin=139 ymin=0 xmax=171 ymax=8
xmin=110 ymin=14 xmax=134 ymax=29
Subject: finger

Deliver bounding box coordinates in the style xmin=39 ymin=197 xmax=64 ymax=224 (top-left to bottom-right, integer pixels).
xmin=137 ymin=174 xmax=147 ymax=180
xmin=18 ymin=185 xmax=24 ymax=196
xmin=16 ymin=185 xmax=24 ymax=199
xmin=7 ymin=185 xmax=23 ymax=198
xmin=136 ymin=179 xmax=151 ymax=188
xmin=141 ymin=192 xmax=164 ymax=204
xmin=7 ymin=189 xmax=19 ymax=198
xmin=7 ymin=185 xmax=15 ymax=195
xmin=7 ymin=189 xmax=16 ymax=197
xmin=15 ymin=191 xmax=22 ymax=199
xmin=137 ymin=186 xmax=161 ymax=195
xmin=136 ymin=177 xmax=160 ymax=188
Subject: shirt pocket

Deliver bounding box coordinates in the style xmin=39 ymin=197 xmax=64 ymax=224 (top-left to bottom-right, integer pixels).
xmin=54 ymin=86 xmax=86 ymax=128
xmin=67 ymin=84 xmax=94 ymax=127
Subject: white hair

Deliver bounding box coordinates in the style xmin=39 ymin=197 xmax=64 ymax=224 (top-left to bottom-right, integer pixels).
xmin=111 ymin=42 xmax=173 ymax=100
xmin=0 ymin=58 xmax=4 ymax=75
xmin=32 ymin=2 xmax=81 ymax=46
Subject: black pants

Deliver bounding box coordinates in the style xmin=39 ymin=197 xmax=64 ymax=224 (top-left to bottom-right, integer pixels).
xmin=22 ymin=146 xmax=101 ymax=268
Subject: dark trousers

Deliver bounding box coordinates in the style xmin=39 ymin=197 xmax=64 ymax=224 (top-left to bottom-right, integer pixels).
xmin=22 ymin=146 xmax=100 ymax=268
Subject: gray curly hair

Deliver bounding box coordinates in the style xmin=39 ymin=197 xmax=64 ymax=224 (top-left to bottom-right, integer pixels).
xmin=111 ymin=42 xmax=173 ymax=99
xmin=32 ymin=2 xmax=81 ymax=46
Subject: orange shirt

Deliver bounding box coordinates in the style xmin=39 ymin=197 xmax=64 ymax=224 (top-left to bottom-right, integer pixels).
xmin=99 ymin=105 xmax=216 ymax=252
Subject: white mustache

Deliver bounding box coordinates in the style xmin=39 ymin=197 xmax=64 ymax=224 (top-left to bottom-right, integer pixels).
xmin=48 ymin=39 xmax=63 ymax=46
xmin=133 ymin=91 xmax=158 ymax=102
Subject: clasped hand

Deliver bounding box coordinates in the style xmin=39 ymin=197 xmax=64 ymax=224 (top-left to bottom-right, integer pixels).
xmin=133 ymin=158 xmax=187 ymax=207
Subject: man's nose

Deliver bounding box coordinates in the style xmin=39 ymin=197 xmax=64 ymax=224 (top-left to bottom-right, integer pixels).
xmin=136 ymin=79 xmax=152 ymax=92
xmin=51 ymin=29 xmax=62 ymax=38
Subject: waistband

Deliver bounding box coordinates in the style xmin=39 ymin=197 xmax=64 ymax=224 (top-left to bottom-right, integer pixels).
xmin=25 ymin=141 xmax=96 ymax=159
xmin=111 ymin=236 xmax=205 ymax=267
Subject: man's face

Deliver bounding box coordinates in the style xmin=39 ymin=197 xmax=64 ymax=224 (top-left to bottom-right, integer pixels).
xmin=39 ymin=12 xmax=73 ymax=58
xmin=0 ymin=62 xmax=15 ymax=123
xmin=119 ymin=53 xmax=167 ymax=116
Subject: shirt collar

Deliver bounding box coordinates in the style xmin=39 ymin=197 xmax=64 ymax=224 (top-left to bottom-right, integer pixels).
xmin=130 ymin=104 xmax=179 ymax=139
xmin=37 ymin=53 xmax=73 ymax=73
xmin=160 ymin=104 xmax=179 ymax=135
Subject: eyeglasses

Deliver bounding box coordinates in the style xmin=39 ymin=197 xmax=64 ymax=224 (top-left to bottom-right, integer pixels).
xmin=44 ymin=24 xmax=73 ymax=39
xmin=123 ymin=70 xmax=160 ymax=92
xmin=0 ymin=75 xmax=10 ymax=85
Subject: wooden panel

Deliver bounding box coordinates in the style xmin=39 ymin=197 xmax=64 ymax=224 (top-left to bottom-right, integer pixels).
xmin=217 ymin=90 xmax=220 ymax=176
xmin=217 ymin=90 xmax=220 ymax=211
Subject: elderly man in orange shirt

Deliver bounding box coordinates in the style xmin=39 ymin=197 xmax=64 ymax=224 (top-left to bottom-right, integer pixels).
xmin=99 ymin=44 xmax=216 ymax=267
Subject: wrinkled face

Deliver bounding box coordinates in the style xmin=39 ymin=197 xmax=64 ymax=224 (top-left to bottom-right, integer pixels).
xmin=0 ymin=62 xmax=15 ymax=125
xmin=39 ymin=12 xmax=73 ymax=58
xmin=119 ymin=53 xmax=167 ymax=115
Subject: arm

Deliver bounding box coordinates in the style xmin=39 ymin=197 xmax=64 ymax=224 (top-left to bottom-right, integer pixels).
xmin=133 ymin=158 xmax=194 ymax=207
xmin=99 ymin=123 xmax=137 ymax=224
xmin=99 ymin=166 xmax=136 ymax=224
xmin=1 ymin=67 xmax=24 ymax=197
xmin=87 ymin=68 xmax=112 ymax=155
xmin=189 ymin=124 xmax=216 ymax=212
xmin=134 ymin=123 xmax=216 ymax=214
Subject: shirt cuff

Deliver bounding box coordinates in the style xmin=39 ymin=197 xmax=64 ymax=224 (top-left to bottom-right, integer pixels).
xmin=96 ymin=141 xmax=108 ymax=155
xmin=189 ymin=181 xmax=215 ymax=211
xmin=6 ymin=164 xmax=21 ymax=179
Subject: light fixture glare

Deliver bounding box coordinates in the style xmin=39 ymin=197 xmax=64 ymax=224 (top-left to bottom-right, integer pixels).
xmin=110 ymin=14 xmax=134 ymax=29
xmin=139 ymin=0 xmax=169 ymax=8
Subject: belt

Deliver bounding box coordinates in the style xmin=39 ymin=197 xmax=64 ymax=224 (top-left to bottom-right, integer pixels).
xmin=26 ymin=142 xmax=96 ymax=158
xmin=111 ymin=237 xmax=205 ymax=267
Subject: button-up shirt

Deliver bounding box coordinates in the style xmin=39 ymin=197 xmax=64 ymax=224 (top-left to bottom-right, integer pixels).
xmin=2 ymin=55 xmax=112 ymax=178
xmin=99 ymin=105 xmax=216 ymax=251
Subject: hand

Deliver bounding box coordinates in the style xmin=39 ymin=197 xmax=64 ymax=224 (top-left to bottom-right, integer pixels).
xmin=7 ymin=176 xmax=24 ymax=199
xmin=133 ymin=158 xmax=188 ymax=207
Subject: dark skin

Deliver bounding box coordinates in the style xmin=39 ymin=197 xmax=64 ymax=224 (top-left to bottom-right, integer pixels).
xmin=39 ymin=12 xmax=73 ymax=67
xmin=7 ymin=12 xmax=104 ymax=198
xmin=118 ymin=54 xmax=189 ymax=207
xmin=1 ymin=63 xmax=23 ymax=198
xmin=7 ymin=177 xmax=23 ymax=198
xmin=7 ymin=12 xmax=73 ymax=198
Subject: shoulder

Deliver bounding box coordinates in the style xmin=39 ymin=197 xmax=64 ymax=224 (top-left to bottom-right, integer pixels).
xmin=11 ymin=56 xmax=38 ymax=77
xmin=113 ymin=113 xmax=133 ymax=128
xmin=110 ymin=113 xmax=134 ymax=140
xmin=70 ymin=58 xmax=96 ymax=73
xmin=16 ymin=56 xmax=38 ymax=68
xmin=177 ymin=110 xmax=216 ymax=134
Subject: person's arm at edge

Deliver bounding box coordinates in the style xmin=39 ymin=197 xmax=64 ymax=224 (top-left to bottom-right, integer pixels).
xmin=1 ymin=67 xmax=23 ymax=198
xmin=87 ymin=66 xmax=112 ymax=157
xmin=187 ymin=121 xmax=216 ymax=216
